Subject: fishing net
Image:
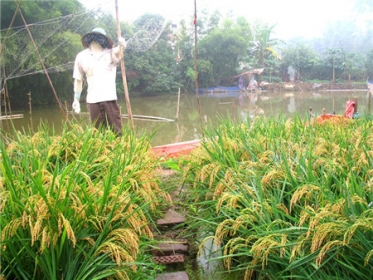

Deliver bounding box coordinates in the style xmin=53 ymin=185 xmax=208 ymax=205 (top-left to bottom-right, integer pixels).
xmin=0 ymin=8 xmax=166 ymax=82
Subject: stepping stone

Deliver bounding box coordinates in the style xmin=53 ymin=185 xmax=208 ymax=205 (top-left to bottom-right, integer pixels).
xmin=157 ymin=209 xmax=186 ymax=226
xmin=154 ymin=229 xmax=186 ymax=240
xmin=153 ymin=243 xmax=188 ymax=255
xmin=156 ymin=271 xmax=189 ymax=280
xmin=153 ymin=254 xmax=185 ymax=264
xmin=160 ymin=168 xmax=178 ymax=177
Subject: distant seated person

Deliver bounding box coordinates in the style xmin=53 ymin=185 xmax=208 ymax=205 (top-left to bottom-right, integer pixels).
xmin=344 ymin=100 xmax=359 ymax=119
xmin=248 ymin=79 xmax=258 ymax=91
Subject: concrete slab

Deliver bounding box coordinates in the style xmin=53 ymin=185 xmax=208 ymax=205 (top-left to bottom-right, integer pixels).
xmin=157 ymin=209 xmax=186 ymax=226
xmin=156 ymin=271 xmax=189 ymax=280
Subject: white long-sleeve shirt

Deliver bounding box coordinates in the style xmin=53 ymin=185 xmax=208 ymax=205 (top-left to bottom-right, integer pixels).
xmin=73 ymin=48 xmax=120 ymax=103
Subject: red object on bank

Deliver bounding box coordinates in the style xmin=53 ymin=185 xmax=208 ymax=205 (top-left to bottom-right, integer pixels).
xmin=152 ymin=139 xmax=201 ymax=158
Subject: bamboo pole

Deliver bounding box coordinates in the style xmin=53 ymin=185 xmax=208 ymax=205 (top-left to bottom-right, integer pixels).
xmin=3 ymin=69 xmax=13 ymax=117
xmin=115 ymin=0 xmax=134 ymax=131
xmin=176 ymin=87 xmax=180 ymax=120
xmin=368 ymin=77 xmax=371 ymax=115
xmin=18 ymin=5 xmax=67 ymax=120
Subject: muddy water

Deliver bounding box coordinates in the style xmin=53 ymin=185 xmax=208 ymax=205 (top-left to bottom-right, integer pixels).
xmin=0 ymin=90 xmax=370 ymax=146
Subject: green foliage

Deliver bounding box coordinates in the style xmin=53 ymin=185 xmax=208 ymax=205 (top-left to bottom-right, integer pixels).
xmin=281 ymin=41 xmax=319 ymax=81
xmin=366 ymin=49 xmax=373 ymax=78
xmin=322 ymin=48 xmax=345 ymax=82
xmin=125 ymin=18 xmax=182 ymax=93
xmin=198 ymin=18 xmax=249 ymax=85
xmin=250 ymin=22 xmax=283 ymax=69
xmin=261 ymin=75 xmax=282 ymax=83
xmin=0 ymin=0 xmax=82 ymax=28
xmin=196 ymin=59 xmax=213 ymax=88
xmin=173 ymin=20 xmax=196 ymax=90
xmin=2 ymin=1 xmax=373 ymax=107
xmin=342 ymin=51 xmax=366 ymax=81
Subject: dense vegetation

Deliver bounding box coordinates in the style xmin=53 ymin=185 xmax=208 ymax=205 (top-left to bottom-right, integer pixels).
xmin=0 ymin=124 xmax=168 ymax=279
xmin=2 ymin=116 xmax=373 ymax=279
xmin=1 ymin=0 xmax=373 ymax=107
xmin=180 ymin=116 xmax=373 ymax=279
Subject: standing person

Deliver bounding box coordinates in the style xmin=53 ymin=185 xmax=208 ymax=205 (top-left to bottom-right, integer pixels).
xmin=72 ymin=27 xmax=126 ymax=136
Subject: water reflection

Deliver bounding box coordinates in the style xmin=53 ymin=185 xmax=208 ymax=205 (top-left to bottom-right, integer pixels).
xmin=287 ymin=96 xmax=296 ymax=113
xmin=0 ymin=90 xmax=370 ymax=146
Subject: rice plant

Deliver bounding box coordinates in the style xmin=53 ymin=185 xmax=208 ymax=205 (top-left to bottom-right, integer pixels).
xmin=181 ymin=116 xmax=373 ymax=279
xmin=0 ymin=123 xmax=168 ymax=280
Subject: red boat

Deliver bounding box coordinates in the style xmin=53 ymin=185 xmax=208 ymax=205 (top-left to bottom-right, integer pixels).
xmin=152 ymin=139 xmax=201 ymax=159
xmin=314 ymin=100 xmax=357 ymax=125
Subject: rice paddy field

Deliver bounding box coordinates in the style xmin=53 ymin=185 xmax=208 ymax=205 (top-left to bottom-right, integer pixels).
xmin=2 ymin=115 xmax=373 ymax=279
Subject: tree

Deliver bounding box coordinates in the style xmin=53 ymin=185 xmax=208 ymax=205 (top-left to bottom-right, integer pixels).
xmin=342 ymin=51 xmax=365 ymax=81
xmin=281 ymin=41 xmax=319 ymax=81
xmin=1 ymin=0 xmax=84 ymax=108
xmin=1 ymin=0 xmax=82 ymax=28
xmin=125 ymin=15 xmax=181 ymax=93
xmin=323 ymin=48 xmax=344 ymax=82
xmin=249 ymin=22 xmax=282 ymax=69
xmin=198 ymin=18 xmax=248 ymax=86
xmin=365 ymin=49 xmax=373 ymax=78
xmin=173 ymin=19 xmax=196 ymax=91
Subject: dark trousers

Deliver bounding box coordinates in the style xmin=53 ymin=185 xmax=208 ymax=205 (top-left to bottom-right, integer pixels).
xmin=87 ymin=101 xmax=122 ymax=136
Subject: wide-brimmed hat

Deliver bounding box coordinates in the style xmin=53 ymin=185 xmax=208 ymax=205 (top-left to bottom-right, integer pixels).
xmin=81 ymin=27 xmax=113 ymax=49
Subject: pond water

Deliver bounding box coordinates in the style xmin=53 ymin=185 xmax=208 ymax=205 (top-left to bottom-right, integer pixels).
xmin=1 ymin=90 xmax=371 ymax=146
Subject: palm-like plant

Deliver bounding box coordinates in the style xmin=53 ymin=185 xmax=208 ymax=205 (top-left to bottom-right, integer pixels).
xmin=250 ymin=23 xmax=282 ymax=69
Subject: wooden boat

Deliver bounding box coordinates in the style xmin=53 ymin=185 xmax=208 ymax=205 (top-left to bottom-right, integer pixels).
xmin=121 ymin=114 xmax=174 ymax=122
xmin=0 ymin=114 xmax=24 ymax=120
xmin=313 ymin=100 xmax=356 ymax=125
xmin=152 ymin=139 xmax=201 ymax=158
xmin=67 ymin=111 xmax=174 ymax=122
xmin=314 ymin=113 xmax=352 ymax=125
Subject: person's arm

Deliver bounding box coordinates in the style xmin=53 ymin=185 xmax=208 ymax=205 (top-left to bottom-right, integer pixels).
xmin=74 ymin=79 xmax=82 ymax=98
xmin=72 ymin=79 xmax=82 ymax=113
xmin=113 ymin=37 xmax=126 ymax=59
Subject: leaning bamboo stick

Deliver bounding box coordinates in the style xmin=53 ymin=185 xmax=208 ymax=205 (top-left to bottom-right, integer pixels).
xmin=115 ymin=0 xmax=134 ymax=131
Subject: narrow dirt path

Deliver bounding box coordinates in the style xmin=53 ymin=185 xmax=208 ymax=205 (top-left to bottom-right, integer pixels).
xmin=153 ymin=168 xmax=193 ymax=280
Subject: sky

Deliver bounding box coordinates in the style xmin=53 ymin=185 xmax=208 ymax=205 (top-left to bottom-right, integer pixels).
xmin=79 ymin=0 xmax=356 ymax=40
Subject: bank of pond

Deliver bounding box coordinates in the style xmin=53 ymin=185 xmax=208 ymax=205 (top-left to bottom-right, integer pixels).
xmin=1 ymin=116 xmax=373 ymax=279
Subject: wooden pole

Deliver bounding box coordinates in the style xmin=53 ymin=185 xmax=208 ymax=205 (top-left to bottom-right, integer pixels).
xmin=176 ymin=87 xmax=180 ymax=120
xmin=115 ymin=0 xmax=134 ymax=131
xmin=367 ymin=77 xmax=371 ymax=115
